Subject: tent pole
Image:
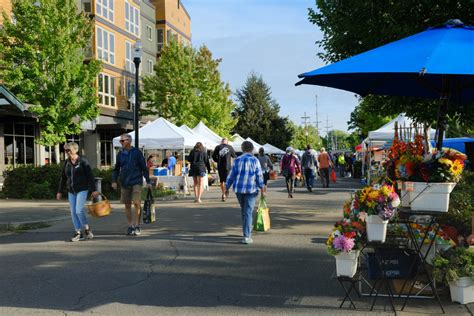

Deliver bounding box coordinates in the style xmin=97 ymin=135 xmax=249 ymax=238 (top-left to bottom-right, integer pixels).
xmin=436 ymin=97 xmax=449 ymax=150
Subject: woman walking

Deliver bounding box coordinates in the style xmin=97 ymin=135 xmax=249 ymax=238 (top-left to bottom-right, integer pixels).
xmin=188 ymin=142 xmax=211 ymax=203
xmin=57 ymin=142 xmax=99 ymax=242
xmin=280 ymin=147 xmax=301 ymax=198
xmin=257 ymin=147 xmax=273 ymax=194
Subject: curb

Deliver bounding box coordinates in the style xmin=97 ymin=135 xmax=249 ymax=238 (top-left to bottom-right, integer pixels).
xmin=0 ymin=216 xmax=70 ymax=232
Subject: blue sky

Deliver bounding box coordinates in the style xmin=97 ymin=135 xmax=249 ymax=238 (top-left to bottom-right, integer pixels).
xmin=185 ymin=0 xmax=359 ymax=135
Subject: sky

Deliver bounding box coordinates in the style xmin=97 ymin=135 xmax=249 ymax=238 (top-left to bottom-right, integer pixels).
xmin=185 ymin=0 xmax=359 ymax=135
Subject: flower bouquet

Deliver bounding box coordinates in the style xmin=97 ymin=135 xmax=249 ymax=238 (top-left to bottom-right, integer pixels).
xmin=326 ymin=218 xmax=365 ymax=277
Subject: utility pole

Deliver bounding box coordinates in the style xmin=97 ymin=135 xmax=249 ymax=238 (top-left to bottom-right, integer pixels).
xmin=325 ymin=115 xmax=333 ymax=150
xmin=301 ymin=112 xmax=310 ymax=145
xmin=314 ymin=95 xmax=322 ymax=142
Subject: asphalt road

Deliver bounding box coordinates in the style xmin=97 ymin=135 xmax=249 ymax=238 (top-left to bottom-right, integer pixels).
xmin=0 ymin=177 xmax=472 ymax=315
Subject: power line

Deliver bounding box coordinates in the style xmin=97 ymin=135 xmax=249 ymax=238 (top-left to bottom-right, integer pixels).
xmin=313 ymin=95 xmax=322 ymax=137
xmin=301 ymin=112 xmax=310 ymax=144
xmin=325 ymin=115 xmax=333 ymax=150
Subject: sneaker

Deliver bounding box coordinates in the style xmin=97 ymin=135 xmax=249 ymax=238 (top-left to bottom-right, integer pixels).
xmin=241 ymin=237 xmax=253 ymax=244
xmin=126 ymin=226 xmax=135 ymax=236
xmin=70 ymin=232 xmax=83 ymax=242
xmin=221 ymin=194 xmax=226 ymax=202
xmin=84 ymin=229 xmax=94 ymax=240
xmin=134 ymin=226 xmax=141 ymax=236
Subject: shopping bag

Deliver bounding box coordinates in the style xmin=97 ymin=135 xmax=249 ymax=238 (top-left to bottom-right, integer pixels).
xmin=142 ymin=188 xmax=156 ymax=224
xmin=253 ymin=197 xmax=270 ymax=232
xmin=330 ymin=169 xmax=337 ymax=183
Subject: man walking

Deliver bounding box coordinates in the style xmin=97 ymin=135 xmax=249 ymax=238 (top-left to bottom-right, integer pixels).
xmin=213 ymin=138 xmax=236 ymax=202
xmin=225 ymin=141 xmax=264 ymax=244
xmin=112 ymin=134 xmax=151 ymax=236
xmin=317 ymin=147 xmax=333 ymax=188
xmin=301 ymin=144 xmax=317 ymax=192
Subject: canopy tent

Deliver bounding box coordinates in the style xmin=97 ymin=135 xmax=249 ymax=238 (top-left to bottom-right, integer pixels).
xmin=245 ymin=137 xmax=263 ymax=154
xmin=230 ymin=133 xmax=245 ymax=152
xmin=113 ymin=117 xmax=201 ymax=149
xmin=192 ymin=121 xmax=224 ymax=146
xmin=263 ymin=143 xmax=285 ymax=155
xmin=180 ymin=124 xmax=219 ymax=149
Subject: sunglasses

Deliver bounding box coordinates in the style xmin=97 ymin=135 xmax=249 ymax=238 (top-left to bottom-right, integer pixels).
xmin=119 ymin=139 xmax=129 ymax=143
xmin=65 ymin=149 xmax=71 ymax=153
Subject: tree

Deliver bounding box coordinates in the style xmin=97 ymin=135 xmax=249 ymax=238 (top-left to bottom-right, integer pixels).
xmin=233 ymin=73 xmax=293 ymax=149
xmin=289 ymin=122 xmax=322 ymax=150
xmin=0 ymin=0 xmax=101 ymax=146
xmin=324 ymin=130 xmax=351 ymax=151
xmin=142 ymin=41 xmax=236 ymax=136
xmin=347 ymin=99 xmax=395 ymax=138
xmin=308 ymin=1 xmax=474 ymax=129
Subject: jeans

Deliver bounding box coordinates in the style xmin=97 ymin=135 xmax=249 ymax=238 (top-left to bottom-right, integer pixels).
xmin=236 ymin=192 xmax=258 ymax=238
xmin=68 ymin=190 xmax=89 ymax=231
xmin=304 ymin=168 xmax=315 ymax=188
xmin=320 ymin=168 xmax=329 ymax=188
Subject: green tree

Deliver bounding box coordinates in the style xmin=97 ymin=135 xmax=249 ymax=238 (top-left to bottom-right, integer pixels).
xmin=233 ymin=73 xmax=293 ymax=149
xmin=323 ymin=130 xmax=351 ymax=151
xmin=289 ymin=122 xmax=322 ymax=150
xmin=142 ymin=41 xmax=235 ymax=136
xmin=308 ymin=1 xmax=474 ymax=128
xmin=0 ymin=0 xmax=101 ymax=146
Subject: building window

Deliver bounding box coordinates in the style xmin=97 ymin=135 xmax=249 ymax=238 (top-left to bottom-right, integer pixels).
xmin=157 ymin=28 xmax=164 ymax=52
xmin=98 ymin=73 xmax=116 ymax=107
xmin=146 ymin=25 xmax=152 ymax=41
xmin=100 ymin=131 xmax=119 ymax=167
xmin=4 ymin=123 xmax=35 ymax=167
xmin=125 ymin=41 xmax=134 ymax=74
xmin=147 ymin=60 xmax=153 ymax=73
xmin=96 ymin=26 xmax=115 ymax=64
xmin=166 ymin=29 xmax=173 ymax=44
xmin=96 ymin=0 xmax=114 ymax=22
xmin=125 ymin=1 xmax=140 ymax=36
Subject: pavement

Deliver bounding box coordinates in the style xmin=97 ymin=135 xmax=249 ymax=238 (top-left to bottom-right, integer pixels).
xmin=0 ymin=176 xmax=473 ymax=315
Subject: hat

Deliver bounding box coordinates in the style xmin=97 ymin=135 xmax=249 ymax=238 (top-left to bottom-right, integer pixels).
xmin=286 ymin=146 xmax=294 ymax=153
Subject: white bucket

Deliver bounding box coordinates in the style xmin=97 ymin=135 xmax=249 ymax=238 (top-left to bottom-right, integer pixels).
xmin=335 ymin=251 xmax=359 ymax=278
xmin=449 ymin=277 xmax=474 ymax=304
xmin=366 ymin=215 xmax=389 ymax=243
xmin=410 ymin=182 xmax=456 ymax=212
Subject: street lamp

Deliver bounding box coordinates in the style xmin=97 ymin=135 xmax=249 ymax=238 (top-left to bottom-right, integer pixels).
xmin=132 ymin=41 xmax=143 ymax=149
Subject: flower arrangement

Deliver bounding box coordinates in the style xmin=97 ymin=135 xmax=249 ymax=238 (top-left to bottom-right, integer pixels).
xmin=326 ymin=218 xmax=364 ymax=255
xmin=415 ymin=148 xmax=467 ymax=183
xmin=384 ymin=134 xmax=425 ymax=182
xmin=351 ymin=184 xmax=400 ymax=221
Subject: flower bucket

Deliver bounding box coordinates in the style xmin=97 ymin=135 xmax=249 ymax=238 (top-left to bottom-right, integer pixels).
xmin=335 ymin=250 xmax=359 ymax=278
xmin=410 ymin=182 xmax=456 ymax=212
xmin=449 ymin=277 xmax=474 ymax=304
xmin=366 ymin=215 xmax=389 ymax=243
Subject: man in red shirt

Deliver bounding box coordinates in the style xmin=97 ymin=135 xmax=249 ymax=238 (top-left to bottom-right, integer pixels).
xmin=317 ymin=147 xmax=333 ymax=188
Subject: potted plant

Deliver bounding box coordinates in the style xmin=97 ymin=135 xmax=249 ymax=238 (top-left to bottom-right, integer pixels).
xmin=326 ymin=218 xmax=365 ymax=277
xmin=351 ymin=184 xmax=399 ymax=242
xmin=432 ymin=247 xmax=474 ymax=304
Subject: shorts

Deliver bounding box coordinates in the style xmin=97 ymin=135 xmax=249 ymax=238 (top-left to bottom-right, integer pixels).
xmin=218 ymin=168 xmax=230 ymax=183
xmin=120 ymin=184 xmax=142 ymax=204
xmin=263 ymin=172 xmax=270 ymax=185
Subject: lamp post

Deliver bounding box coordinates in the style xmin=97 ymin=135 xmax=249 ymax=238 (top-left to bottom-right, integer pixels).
xmin=132 ymin=41 xmax=143 ymax=149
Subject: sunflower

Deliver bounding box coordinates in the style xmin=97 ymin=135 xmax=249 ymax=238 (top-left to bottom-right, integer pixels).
xmin=438 ymin=157 xmax=453 ymax=166
xmin=450 ymin=160 xmax=464 ymax=177
xmin=359 ymin=187 xmax=371 ymax=202
xmin=368 ymin=190 xmax=380 ymax=201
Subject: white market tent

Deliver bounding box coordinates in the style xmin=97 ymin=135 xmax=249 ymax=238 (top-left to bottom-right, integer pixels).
xmin=112 ymin=117 xmax=201 ymax=150
xmin=245 ymin=137 xmax=263 ymax=154
xmin=180 ymin=124 xmax=219 ymax=149
xmin=262 ymin=143 xmax=285 ymax=155
xmin=192 ymin=121 xmax=223 ymax=145
xmin=231 ymin=133 xmax=245 ymax=152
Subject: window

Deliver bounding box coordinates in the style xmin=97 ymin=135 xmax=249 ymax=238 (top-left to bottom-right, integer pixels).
xmin=146 ymin=26 xmax=152 ymax=41
xmin=4 ymin=123 xmax=35 ymax=167
xmin=125 ymin=1 xmax=140 ymax=36
xmin=96 ymin=0 xmax=114 ymax=22
xmin=100 ymin=131 xmax=119 ymax=166
xmin=166 ymin=29 xmax=173 ymax=43
xmin=98 ymin=73 xmax=116 ymax=107
xmin=147 ymin=60 xmax=153 ymax=73
xmin=157 ymin=28 xmax=164 ymax=52
xmin=125 ymin=41 xmax=134 ymax=74
xmin=96 ymin=27 xmax=115 ymax=64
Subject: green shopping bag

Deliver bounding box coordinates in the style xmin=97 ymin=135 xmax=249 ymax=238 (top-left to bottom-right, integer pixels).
xmin=253 ymin=197 xmax=270 ymax=232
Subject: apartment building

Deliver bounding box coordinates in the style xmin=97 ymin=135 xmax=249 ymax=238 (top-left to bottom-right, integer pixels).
xmin=0 ymin=0 xmax=191 ymax=172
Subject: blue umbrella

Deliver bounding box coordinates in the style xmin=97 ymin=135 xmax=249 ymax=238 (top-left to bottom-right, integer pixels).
xmin=296 ymin=20 xmax=474 ymax=148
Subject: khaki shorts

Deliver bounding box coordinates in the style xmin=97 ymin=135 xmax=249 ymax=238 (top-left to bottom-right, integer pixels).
xmin=121 ymin=184 xmax=142 ymax=204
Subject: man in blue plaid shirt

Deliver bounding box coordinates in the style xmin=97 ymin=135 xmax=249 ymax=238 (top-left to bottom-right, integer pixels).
xmin=225 ymin=141 xmax=265 ymax=244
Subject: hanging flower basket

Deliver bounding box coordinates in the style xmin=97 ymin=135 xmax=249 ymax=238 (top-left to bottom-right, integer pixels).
xmin=335 ymin=250 xmax=360 ymax=277
xmin=410 ymin=182 xmax=456 ymax=212
xmin=366 ymin=215 xmax=389 ymax=242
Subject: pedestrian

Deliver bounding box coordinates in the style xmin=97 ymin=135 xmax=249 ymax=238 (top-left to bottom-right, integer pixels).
xmin=338 ymin=153 xmax=346 ymax=177
xmin=212 ymin=137 xmax=236 ymax=202
xmin=225 ymin=141 xmax=264 ymax=244
xmin=301 ymin=144 xmax=317 ymax=192
xmin=57 ymin=142 xmax=100 ymax=242
xmin=146 ymin=155 xmax=155 ymax=170
xmin=257 ymin=147 xmax=273 ymax=194
xmin=280 ymin=147 xmax=301 ymax=198
xmin=163 ymin=150 xmax=176 ymax=175
xmin=112 ymin=134 xmax=152 ymax=236
xmin=188 ymin=142 xmax=211 ymax=203
xmin=317 ymin=147 xmax=333 ymax=188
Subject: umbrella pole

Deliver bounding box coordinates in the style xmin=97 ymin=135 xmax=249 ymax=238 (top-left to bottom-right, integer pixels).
xmin=435 ymin=96 xmax=449 ymax=150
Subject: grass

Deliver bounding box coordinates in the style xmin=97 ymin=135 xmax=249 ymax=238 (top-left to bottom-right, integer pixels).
xmin=0 ymin=222 xmax=50 ymax=234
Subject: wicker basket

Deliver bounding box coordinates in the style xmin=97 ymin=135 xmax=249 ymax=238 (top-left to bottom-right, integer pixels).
xmin=87 ymin=194 xmax=112 ymax=217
